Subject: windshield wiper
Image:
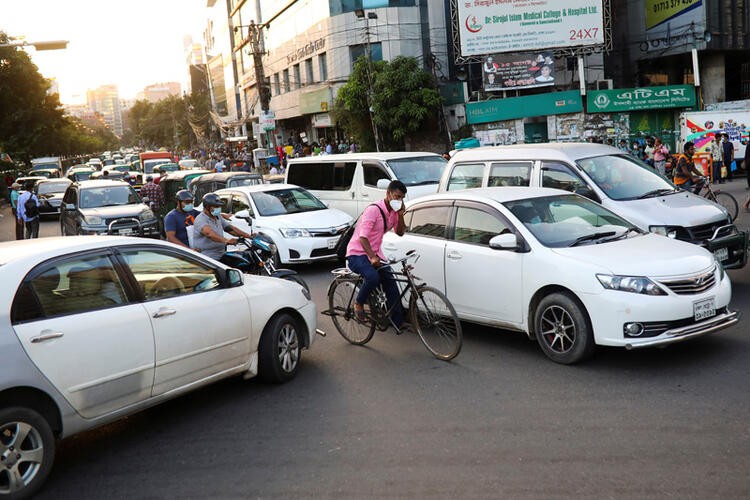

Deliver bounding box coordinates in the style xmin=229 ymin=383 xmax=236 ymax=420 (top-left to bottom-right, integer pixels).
xmin=638 ymin=188 xmax=677 ymax=199
xmin=601 ymin=227 xmax=641 ymax=242
xmin=568 ymin=231 xmax=616 ymax=247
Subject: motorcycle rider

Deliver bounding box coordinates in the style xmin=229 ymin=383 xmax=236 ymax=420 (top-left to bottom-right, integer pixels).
xmin=192 ymin=192 xmax=251 ymax=260
xmin=164 ymin=189 xmax=200 ymax=248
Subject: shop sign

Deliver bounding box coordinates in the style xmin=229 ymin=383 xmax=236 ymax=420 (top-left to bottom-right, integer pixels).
xmin=466 ymin=90 xmax=583 ymax=124
xmin=286 ymin=38 xmax=326 ymax=65
xmin=587 ymin=85 xmax=695 ymax=112
xmin=312 ymin=113 xmax=333 ymax=128
xmin=259 ymin=111 xmax=275 ymax=131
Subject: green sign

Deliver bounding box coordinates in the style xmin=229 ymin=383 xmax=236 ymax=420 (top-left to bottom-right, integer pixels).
xmin=587 ymin=85 xmax=696 ymax=113
xmin=466 ymin=91 xmax=582 ymax=124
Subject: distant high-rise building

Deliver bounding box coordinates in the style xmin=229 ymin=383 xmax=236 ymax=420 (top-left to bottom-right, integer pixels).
xmin=86 ymin=85 xmax=123 ymax=136
xmin=141 ymin=82 xmax=182 ymax=103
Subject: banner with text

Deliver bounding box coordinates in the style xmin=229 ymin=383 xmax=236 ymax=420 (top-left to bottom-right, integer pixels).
xmin=645 ymin=0 xmax=702 ymax=30
xmin=467 ymin=91 xmax=583 ymax=124
xmin=482 ymin=51 xmax=555 ymax=91
xmin=456 ymin=0 xmax=604 ymax=57
xmin=587 ymin=85 xmax=696 ymax=113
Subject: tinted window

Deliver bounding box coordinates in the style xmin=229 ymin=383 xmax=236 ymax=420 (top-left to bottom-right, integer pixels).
xmin=120 ymin=250 xmax=220 ymax=299
xmin=363 ymin=162 xmax=389 ymax=187
xmin=447 ymin=163 xmax=484 ymax=191
xmin=406 ymin=206 xmax=450 ymax=238
xmin=287 ymin=162 xmax=355 ymax=190
xmin=488 ymin=162 xmax=532 ymax=187
xmin=453 ymin=207 xmax=510 ymax=245
xmin=250 ymin=188 xmax=326 ymax=216
xmin=541 ymin=162 xmax=587 ymax=193
xmin=80 ymin=186 xmax=140 ymax=208
xmin=386 ymin=156 xmax=447 ymax=187
xmin=577 ymin=154 xmax=674 ymax=200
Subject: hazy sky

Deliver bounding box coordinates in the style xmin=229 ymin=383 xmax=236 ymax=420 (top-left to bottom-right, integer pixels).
xmin=2 ymin=0 xmax=206 ymax=103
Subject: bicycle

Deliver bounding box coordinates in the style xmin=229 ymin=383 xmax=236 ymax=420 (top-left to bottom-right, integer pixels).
xmin=323 ymin=250 xmax=462 ymax=361
xmin=696 ymin=176 xmax=739 ymax=221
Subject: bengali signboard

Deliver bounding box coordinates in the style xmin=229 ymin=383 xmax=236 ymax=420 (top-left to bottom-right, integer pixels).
xmin=587 ymin=85 xmax=696 ymax=112
xmin=482 ymin=51 xmax=555 ymax=91
xmin=456 ymin=0 xmax=604 ymax=57
xmin=466 ymin=91 xmax=583 ymax=124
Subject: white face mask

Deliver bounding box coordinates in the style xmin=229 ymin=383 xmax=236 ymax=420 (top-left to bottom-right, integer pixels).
xmin=389 ymin=199 xmax=403 ymax=211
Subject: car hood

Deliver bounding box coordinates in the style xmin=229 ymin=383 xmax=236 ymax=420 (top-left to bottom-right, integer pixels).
xmin=551 ymin=233 xmax=715 ymax=277
xmin=608 ymin=191 xmax=729 ymax=228
xmin=79 ymin=204 xmax=149 ymax=219
xmin=260 ymin=208 xmax=352 ymax=228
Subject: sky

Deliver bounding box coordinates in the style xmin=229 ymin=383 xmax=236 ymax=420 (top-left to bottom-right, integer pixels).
xmin=1 ymin=0 xmax=206 ymax=104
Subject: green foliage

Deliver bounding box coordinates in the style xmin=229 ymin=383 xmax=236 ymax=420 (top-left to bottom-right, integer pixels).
xmin=333 ymin=56 xmax=443 ymax=151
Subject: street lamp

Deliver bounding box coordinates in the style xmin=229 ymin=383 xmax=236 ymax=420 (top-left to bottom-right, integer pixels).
xmin=0 ymin=39 xmax=69 ymax=51
xmin=354 ymin=10 xmax=381 ymax=152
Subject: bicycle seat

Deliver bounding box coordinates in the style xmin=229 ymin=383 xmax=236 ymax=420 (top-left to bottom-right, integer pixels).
xmin=331 ymin=267 xmax=356 ymax=277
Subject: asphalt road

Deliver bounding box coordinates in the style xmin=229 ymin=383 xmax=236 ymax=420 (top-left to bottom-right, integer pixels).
xmin=1 ymin=181 xmax=749 ymax=498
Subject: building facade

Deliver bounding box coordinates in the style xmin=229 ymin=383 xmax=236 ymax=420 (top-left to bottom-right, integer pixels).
xmin=86 ymin=84 xmax=123 ymax=136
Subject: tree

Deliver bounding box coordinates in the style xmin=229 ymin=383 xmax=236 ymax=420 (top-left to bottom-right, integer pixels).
xmin=334 ymin=56 xmax=443 ymax=151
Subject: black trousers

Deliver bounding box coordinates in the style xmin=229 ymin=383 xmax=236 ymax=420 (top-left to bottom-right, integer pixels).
xmin=24 ymin=218 xmax=40 ymax=239
xmin=12 ymin=208 xmax=24 ymax=240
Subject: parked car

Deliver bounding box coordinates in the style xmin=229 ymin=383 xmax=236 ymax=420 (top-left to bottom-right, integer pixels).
xmin=159 ymin=170 xmax=211 ymax=212
xmin=34 ymin=178 xmax=72 ymax=217
xmin=66 ymin=167 xmax=95 ymax=183
xmin=382 ymin=187 xmax=738 ymax=364
xmin=204 ymin=184 xmax=353 ymax=264
xmin=0 ymin=235 xmax=317 ymax=498
xmin=191 ymin=172 xmax=264 ymax=200
xmin=285 ymin=152 xmax=448 ymax=219
xmin=13 ymin=176 xmax=47 ymax=190
xmin=26 ymin=168 xmax=60 ymax=179
xmin=60 ymin=180 xmax=160 ymax=237
xmin=179 ymin=158 xmax=199 ymax=170
xmin=438 ymin=143 xmax=748 ymax=269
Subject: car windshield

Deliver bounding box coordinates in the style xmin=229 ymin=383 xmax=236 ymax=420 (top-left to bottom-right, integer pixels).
xmin=155 ymin=163 xmax=179 ymax=173
xmin=250 ymin=187 xmax=327 ymax=216
xmin=504 ymin=194 xmax=637 ymax=248
xmin=111 ymin=165 xmax=130 ymax=172
xmin=80 ymin=186 xmax=140 ymax=208
xmin=230 ymin=177 xmax=263 ymax=187
xmin=143 ymin=159 xmax=172 ymax=173
xmin=576 ymin=154 xmax=676 ymax=201
xmin=31 ymin=163 xmax=58 ymax=170
xmin=385 ymin=156 xmax=447 ymax=186
xmin=72 ymin=172 xmax=92 ymax=181
xmin=36 ymin=182 xmax=69 ymax=195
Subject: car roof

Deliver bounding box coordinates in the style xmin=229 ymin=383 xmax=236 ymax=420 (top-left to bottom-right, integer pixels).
xmin=288 ymin=152 xmax=441 ymax=163
xmin=162 ymin=169 xmax=211 ymax=180
xmin=74 ymin=179 xmax=131 ymax=188
xmin=37 ymin=178 xmax=71 ymax=184
xmin=413 ymin=186 xmax=571 ymax=205
xmin=450 ymin=142 xmax=622 ymax=163
xmin=194 ymin=172 xmax=262 ymax=182
xmin=0 ymin=236 xmax=148 ymax=267
xmin=216 ymin=183 xmax=300 ymax=194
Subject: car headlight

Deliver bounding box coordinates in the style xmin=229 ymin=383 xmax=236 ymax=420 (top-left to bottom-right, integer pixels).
xmin=279 ymin=228 xmax=311 ymax=238
xmin=141 ymin=209 xmax=156 ymax=221
xmin=649 ymin=225 xmax=678 ymax=238
xmin=84 ymin=215 xmax=103 ymax=225
xmin=596 ymin=274 xmax=667 ymax=295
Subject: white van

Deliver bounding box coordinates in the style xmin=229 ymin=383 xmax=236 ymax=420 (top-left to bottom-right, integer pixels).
xmin=285 ymin=152 xmax=447 ymax=219
xmin=438 ymin=143 xmax=748 ymax=269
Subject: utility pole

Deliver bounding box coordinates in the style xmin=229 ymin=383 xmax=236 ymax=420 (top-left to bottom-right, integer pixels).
xmin=356 ymin=10 xmax=381 ymax=152
xmin=245 ymin=20 xmax=272 ymax=149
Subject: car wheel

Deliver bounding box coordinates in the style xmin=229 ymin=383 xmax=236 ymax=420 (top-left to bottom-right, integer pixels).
xmin=533 ymin=292 xmax=594 ymax=364
xmin=258 ymin=313 xmax=302 ymax=383
xmin=0 ymin=407 xmax=55 ymax=499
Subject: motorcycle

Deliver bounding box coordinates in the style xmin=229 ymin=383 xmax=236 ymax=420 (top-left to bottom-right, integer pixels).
xmin=220 ymin=235 xmax=310 ymax=292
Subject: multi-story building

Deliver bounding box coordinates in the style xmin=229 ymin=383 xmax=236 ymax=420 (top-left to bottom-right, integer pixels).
xmin=140 ymin=82 xmax=182 ymax=103
xmin=86 ymin=85 xmax=123 ymax=136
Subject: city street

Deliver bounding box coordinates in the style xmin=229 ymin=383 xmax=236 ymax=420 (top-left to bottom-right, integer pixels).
xmin=1 ymin=181 xmax=749 ymax=498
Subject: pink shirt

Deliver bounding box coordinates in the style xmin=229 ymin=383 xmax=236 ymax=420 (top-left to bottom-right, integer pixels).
xmin=346 ymin=200 xmax=399 ymax=260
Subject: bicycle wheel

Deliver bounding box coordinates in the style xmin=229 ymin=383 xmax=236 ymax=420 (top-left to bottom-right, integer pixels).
xmin=328 ymin=276 xmax=375 ymax=345
xmin=713 ymin=191 xmax=739 ymax=221
xmin=409 ymin=286 xmax=462 ymax=361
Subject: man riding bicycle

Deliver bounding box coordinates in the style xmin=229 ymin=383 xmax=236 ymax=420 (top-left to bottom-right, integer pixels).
xmin=673 ymin=141 xmax=705 ymax=195
xmin=346 ymin=180 xmax=410 ymax=332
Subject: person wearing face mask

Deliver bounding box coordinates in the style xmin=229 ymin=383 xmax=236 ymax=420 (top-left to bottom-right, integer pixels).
xmin=164 ymin=190 xmax=201 ymax=248
xmin=192 ymin=192 xmax=251 ymax=260
xmin=345 ymin=180 xmax=410 ymax=333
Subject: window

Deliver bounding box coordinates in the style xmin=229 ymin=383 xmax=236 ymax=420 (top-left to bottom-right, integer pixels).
xmin=273 ymin=73 xmax=280 ymax=96
xmin=318 ymin=53 xmax=328 ymax=82
xmin=120 ymin=250 xmax=220 ymax=300
xmin=329 ymin=1 xmax=416 ymax=15
xmin=541 ymin=162 xmax=587 ymax=193
xmin=446 ymin=163 xmax=485 ymax=191
xmin=13 ymin=254 xmax=127 ymax=322
xmin=287 ymin=162 xmax=356 ymax=191
xmin=231 ymin=194 xmax=253 ymax=217
xmin=406 ymin=206 xmax=450 ymax=238
xmin=283 ymin=69 xmax=290 ymax=92
xmin=362 ymin=162 xmax=389 ymax=187
xmin=350 ymin=43 xmax=383 ymax=65
xmin=249 ymin=188 xmax=326 ymax=216
xmin=453 ymin=207 xmax=509 ymax=246
xmin=488 ymin=162 xmax=532 ymax=187
xmin=305 ymin=58 xmax=314 ymax=84
xmin=293 ymin=64 xmax=301 ymax=90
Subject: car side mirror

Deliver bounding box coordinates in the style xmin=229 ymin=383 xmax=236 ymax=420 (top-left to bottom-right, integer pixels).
xmin=376 ymin=178 xmax=391 ymax=189
xmin=489 ymin=233 xmax=519 ymax=251
xmin=235 ymin=209 xmax=253 ymax=222
xmin=225 ymin=268 xmax=244 ymax=287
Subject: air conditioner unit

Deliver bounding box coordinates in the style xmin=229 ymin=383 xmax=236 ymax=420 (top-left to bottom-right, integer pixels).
xmin=596 ymin=79 xmax=613 ymax=90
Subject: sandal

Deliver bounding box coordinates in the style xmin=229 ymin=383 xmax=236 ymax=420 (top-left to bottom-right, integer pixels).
xmin=354 ymin=304 xmax=366 ymax=321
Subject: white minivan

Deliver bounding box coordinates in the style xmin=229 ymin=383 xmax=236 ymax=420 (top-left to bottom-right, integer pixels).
xmin=438 ymin=143 xmax=748 ymax=269
xmin=285 ymin=152 xmax=448 ymax=219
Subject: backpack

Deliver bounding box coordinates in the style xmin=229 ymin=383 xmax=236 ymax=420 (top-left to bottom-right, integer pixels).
xmin=23 ymin=195 xmax=39 ymax=218
xmin=335 ymin=203 xmax=387 ymax=261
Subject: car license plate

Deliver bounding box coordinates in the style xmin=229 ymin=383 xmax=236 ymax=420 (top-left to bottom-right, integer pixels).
xmin=713 ymin=247 xmax=729 ymax=262
xmin=693 ymin=297 xmax=716 ymax=322
xmin=119 ymin=228 xmax=134 ymax=236
xmin=327 ymin=237 xmax=339 ymax=249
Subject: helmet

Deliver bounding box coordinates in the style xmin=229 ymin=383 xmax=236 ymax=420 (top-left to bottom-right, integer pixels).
xmin=175 ymin=189 xmax=194 ymax=202
xmin=202 ymin=192 xmax=223 ymax=207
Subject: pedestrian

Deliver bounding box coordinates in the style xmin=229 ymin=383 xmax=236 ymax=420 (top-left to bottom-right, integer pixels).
xmin=164 ymin=190 xmax=201 ymax=248
xmin=644 ymin=138 xmax=655 ymax=167
xmin=721 ymin=133 xmax=734 ymax=182
xmin=617 ymin=139 xmax=628 ymax=153
xmin=709 ymin=134 xmax=723 ymax=183
xmin=16 ymin=181 xmax=40 ymax=239
xmin=652 ymin=137 xmax=670 ymax=177
xmin=9 ymin=182 xmax=24 ymax=240
xmin=140 ymin=175 xmax=166 ymax=233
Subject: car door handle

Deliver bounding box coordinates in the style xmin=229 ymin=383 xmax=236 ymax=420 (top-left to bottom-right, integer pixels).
xmin=31 ymin=331 xmax=64 ymax=343
xmin=383 ymin=244 xmax=397 ymax=251
xmin=447 ymin=251 xmax=462 ymax=260
xmin=361 ymin=193 xmax=369 ymax=198
xmin=153 ymin=308 xmax=177 ymax=318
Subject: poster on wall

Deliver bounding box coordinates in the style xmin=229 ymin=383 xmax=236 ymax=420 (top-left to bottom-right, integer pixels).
xmin=482 ymin=51 xmax=555 ymax=91
xmin=456 ymin=0 xmax=604 ymax=56
xmin=642 ymin=0 xmax=704 ymax=57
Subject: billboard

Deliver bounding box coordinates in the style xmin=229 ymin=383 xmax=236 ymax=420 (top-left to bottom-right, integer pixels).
xmin=641 ymin=0 xmax=704 ymax=56
xmin=645 ymin=0 xmax=702 ymax=30
xmin=482 ymin=52 xmax=555 ymax=91
xmin=456 ymin=0 xmax=604 ymax=57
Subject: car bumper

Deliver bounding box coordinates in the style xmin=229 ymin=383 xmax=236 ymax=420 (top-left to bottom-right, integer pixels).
xmin=703 ymin=227 xmax=748 ymax=270
xmin=279 ymin=236 xmax=341 ymax=264
xmin=297 ymin=301 xmax=318 ymax=348
xmin=623 ymin=309 xmax=740 ymax=349
xmin=81 ymin=220 xmax=160 ymax=237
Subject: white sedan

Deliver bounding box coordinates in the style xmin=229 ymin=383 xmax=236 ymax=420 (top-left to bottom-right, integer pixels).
xmin=0 ymin=236 xmax=318 ymax=497
xmin=210 ymin=184 xmax=353 ymax=264
xmin=382 ymin=187 xmax=739 ymax=364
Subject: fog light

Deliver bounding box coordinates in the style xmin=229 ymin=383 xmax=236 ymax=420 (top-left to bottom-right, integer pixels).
xmin=624 ymin=322 xmax=645 ymax=337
